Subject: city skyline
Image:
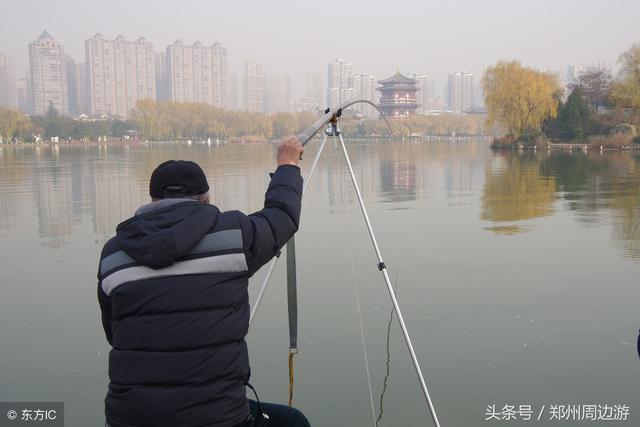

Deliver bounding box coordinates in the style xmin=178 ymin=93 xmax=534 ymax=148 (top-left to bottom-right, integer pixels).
xmin=1 ymin=0 xmax=637 ymax=94
xmin=0 ymin=26 xmax=632 ymax=117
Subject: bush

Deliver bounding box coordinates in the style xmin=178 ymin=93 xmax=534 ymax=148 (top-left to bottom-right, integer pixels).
xmin=519 ymin=127 xmax=544 ymax=143
xmin=533 ymin=135 xmax=550 ymax=148
xmin=633 ymin=135 xmax=640 ymax=145
xmin=490 ymin=135 xmax=513 ymax=148
xmin=588 ymin=134 xmax=632 ymax=148
xmin=610 ymin=123 xmax=637 ymax=137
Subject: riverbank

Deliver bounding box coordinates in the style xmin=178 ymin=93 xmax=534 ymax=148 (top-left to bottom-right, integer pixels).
xmin=491 ymin=134 xmax=640 ymax=151
xmin=2 ymin=134 xmax=493 ymax=147
xmin=0 ymin=136 xmax=263 ymax=146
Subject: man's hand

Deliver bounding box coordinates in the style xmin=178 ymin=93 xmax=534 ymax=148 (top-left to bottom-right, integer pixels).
xmin=277 ymin=137 xmax=304 ymax=167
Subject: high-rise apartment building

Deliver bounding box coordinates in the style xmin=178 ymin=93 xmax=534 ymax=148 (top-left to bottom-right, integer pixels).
xmin=0 ymin=52 xmax=17 ymax=108
xmin=230 ymin=73 xmax=239 ymax=111
xmin=566 ymin=62 xmax=611 ymax=87
xmin=327 ymin=58 xmax=354 ymax=109
xmin=74 ymin=62 xmax=90 ymax=114
xmin=86 ymin=34 xmax=156 ymax=117
xmin=65 ymin=56 xmax=79 ymax=115
xmin=352 ymin=74 xmax=378 ymax=117
xmin=243 ymin=60 xmax=265 ymax=113
xmin=446 ymin=71 xmax=474 ymax=114
xmin=165 ymin=40 xmax=230 ymax=109
xmin=155 ymin=51 xmax=169 ymax=101
xmin=290 ymin=95 xmax=316 ymax=113
xmin=566 ymin=64 xmax=584 ymax=86
xmin=29 ymin=31 xmax=69 ymax=115
xmin=408 ymin=73 xmax=435 ymax=114
xmin=16 ymin=78 xmax=28 ymax=112
xmin=305 ymin=73 xmax=323 ymax=109
xmin=266 ymin=74 xmax=291 ymax=113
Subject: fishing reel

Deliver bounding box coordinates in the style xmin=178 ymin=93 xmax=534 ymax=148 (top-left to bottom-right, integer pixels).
xmin=324 ymin=108 xmax=342 ymax=136
xmin=325 ymin=123 xmax=341 ymax=136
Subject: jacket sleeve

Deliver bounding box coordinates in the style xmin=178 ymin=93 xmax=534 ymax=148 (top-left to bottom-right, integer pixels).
xmin=242 ymin=164 xmax=303 ymax=275
xmin=97 ymin=252 xmax=113 ymax=346
xmin=97 ymin=284 xmax=113 ymax=345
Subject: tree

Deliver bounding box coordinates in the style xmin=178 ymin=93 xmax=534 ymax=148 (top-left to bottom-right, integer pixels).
xmin=295 ymin=111 xmax=316 ymax=135
xmin=44 ymin=103 xmax=65 ymax=138
xmin=271 ymin=112 xmax=297 ymax=138
xmin=612 ymin=43 xmax=640 ymax=111
xmin=111 ymin=120 xmax=135 ymax=138
xmin=0 ymin=107 xmax=32 ymax=142
xmin=483 ymin=60 xmax=562 ymax=142
xmin=545 ymin=87 xmax=591 ymax=141
xmin=572 ymin=68 xmax=614 ymax=111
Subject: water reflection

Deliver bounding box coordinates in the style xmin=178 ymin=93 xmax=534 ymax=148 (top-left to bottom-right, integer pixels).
xmin=482 ymin=152 xmax=557 ymax=223
xmin=1 ymin=142 xmax=639 ymax=261
xmin=483 ymin=225 xmax=531 ymax=236
xmin=0 ymin=143 xmax=280 ymax=243
xmin=380 ymin=159 xmax=416 ymax=203
xmin=481 ymin=149 xmax=640 ymax=260
xmin=1 ymin=140 xmax=639 ymax=426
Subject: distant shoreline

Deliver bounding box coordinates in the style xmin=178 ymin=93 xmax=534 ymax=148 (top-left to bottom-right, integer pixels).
xmin=491 ymin=143 xmax=640 ymax=151
xmin=490 ymin=134 xmax=640 ymax=151
xmin=2 ymin=134 xmax=494 ymax=147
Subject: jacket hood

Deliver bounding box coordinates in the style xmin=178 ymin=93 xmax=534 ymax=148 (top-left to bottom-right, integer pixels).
xmin=116 ymin=200 xmax=219 ymax=269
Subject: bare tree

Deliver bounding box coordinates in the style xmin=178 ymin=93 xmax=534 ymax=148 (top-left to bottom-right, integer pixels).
xmin=570 ymin=68 xmax=614 ymax=112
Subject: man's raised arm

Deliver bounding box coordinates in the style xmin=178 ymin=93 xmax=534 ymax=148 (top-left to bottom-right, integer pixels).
xmin=241 ymin=138 xmax=304 ymax=274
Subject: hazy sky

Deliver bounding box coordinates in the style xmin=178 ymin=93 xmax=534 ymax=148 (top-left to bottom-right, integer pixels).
xmin=2 ymin=0 xmax=639 ymax=93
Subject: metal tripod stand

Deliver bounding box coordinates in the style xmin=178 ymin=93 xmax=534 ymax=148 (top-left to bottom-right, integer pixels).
xmin=250 ymin=105 xmax=442 ymax=427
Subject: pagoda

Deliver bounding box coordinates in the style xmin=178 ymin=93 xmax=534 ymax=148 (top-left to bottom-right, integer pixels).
xmin=376 ymin=71 xmax=419 ymax=117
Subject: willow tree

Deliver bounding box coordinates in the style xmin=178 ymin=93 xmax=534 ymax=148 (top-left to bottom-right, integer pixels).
xmin=0 ymin=107 xmax=32 ymax=142
xmin=483 ymin=61 xmax=562 ymax=141
xmin=612 ymin=43 xmax=640 ymax=111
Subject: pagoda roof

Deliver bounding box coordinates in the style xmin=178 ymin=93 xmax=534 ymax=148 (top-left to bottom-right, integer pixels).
xmin=378 ymin=84 xmax=419 ymax=91
xmin=378 ymin=71 xmax=415 ymax=84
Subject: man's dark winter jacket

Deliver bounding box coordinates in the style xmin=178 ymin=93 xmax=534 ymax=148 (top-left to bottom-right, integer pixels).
xmin=97 ymin=165 xmax=303 ymax=427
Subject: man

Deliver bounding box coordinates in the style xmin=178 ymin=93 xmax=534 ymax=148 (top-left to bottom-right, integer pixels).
xmin=97 ymin=138 xmax=310 ymax=427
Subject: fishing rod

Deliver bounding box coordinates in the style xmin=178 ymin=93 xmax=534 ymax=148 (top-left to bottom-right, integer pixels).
xmin=249 ymin=100 xmax=441 ymax=427
xmin=296 ymin=99 xmax=392 ymax=147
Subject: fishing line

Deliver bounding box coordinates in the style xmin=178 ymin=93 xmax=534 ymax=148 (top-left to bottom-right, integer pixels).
xmin=376 ymin=268 xmax=399 ymax=426
xmin=337 ymin=134 xmax=377 ymax=426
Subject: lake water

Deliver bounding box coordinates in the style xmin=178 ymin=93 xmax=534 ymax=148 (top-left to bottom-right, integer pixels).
xmin=0 ymin=139 xmax=638 ymax=426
